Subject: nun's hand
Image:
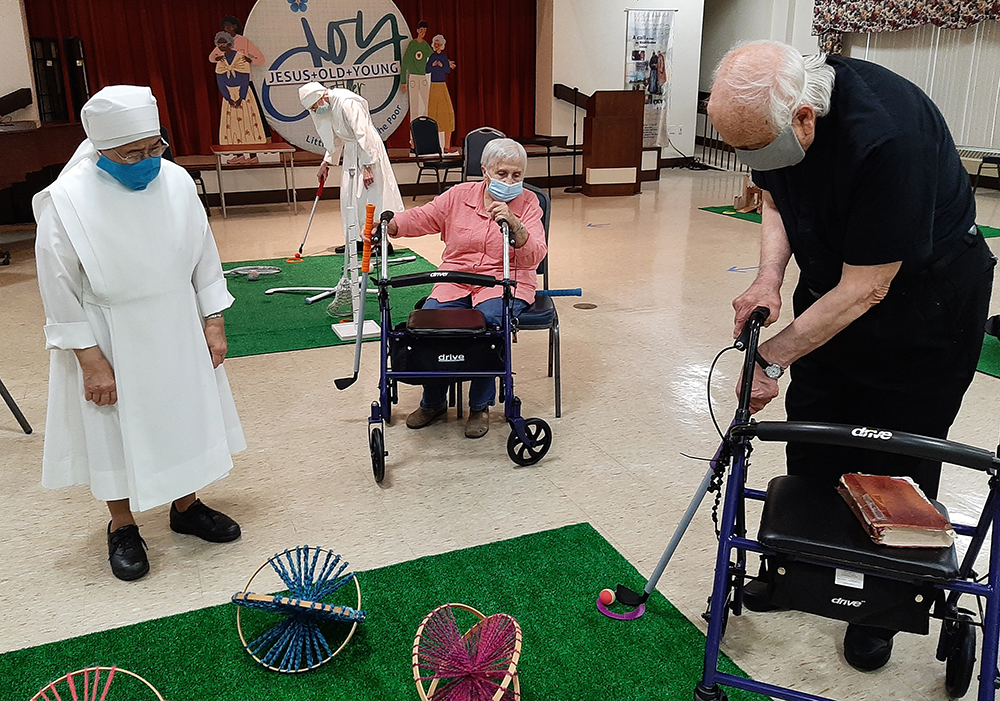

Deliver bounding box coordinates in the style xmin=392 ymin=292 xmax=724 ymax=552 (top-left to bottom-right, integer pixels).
xmin=74 ymin=346 xmax=117 ymax=407
xmin=362 ymin=165 xmax=374 ymax=188
xmin=204 ymin=317 xmax=228 ymax=368
xmin=317 ymin=162 xmax=330 ymax=184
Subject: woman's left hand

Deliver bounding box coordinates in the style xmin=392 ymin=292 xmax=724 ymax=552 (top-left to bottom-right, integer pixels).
xmin=204 ymin=317 xmax=228 ymax=368
xmin=486 ymin=201 xmax=527 ymax=247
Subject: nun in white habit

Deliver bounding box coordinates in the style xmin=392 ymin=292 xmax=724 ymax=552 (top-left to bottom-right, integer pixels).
xmin=33 ymin=85 xmax=246 ymax=582
xmin=298 ymin=82 xmax=404 ymax=244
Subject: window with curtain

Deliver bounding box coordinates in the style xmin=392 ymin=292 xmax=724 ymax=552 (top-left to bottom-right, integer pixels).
xmin=842 ymin=22 xmax=1000 ymax=150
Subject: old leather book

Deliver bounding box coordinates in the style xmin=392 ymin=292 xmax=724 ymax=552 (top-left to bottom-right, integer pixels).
xmin=837 ymin=474 xmax=956 ymax=548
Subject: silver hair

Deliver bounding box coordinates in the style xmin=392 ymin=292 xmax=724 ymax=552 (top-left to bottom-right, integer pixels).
xmin=432 ymin=34 xmax=446 ymax=47
xmin=215 ymin=31 xmax=234 ymax=45
xmin=716 ymin=40 xmax=836 ymax=135
xmin=481 ymin=138 xmax=527 ymax=172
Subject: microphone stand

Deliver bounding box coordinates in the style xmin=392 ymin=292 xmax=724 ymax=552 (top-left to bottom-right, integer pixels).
xmin=564 ymin=86 xmax=582 ymax=194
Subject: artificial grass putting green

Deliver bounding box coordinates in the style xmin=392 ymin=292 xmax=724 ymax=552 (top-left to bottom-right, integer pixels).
xmin=222 ymin=251 xmax=436 ymax=358
xmin=700 ymin=206 xmax=1000 ymax=240
xmin=0 ymin=523 xmax=768 ymax=701
xmin=979 ymin=334 xmax=1000 ymax=379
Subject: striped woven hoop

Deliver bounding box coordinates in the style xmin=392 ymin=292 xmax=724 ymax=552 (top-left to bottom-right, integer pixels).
xmin=234 ymin=545 xmax=364 ymax=674
xmin=412 ymin=603 xmax=522 ymax=701
xmin=31 ymin=666 xmax=165 ymax=701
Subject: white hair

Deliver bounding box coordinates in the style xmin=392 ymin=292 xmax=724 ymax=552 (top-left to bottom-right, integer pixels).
xmin=716 ymin=40 xmax=835 ymax=135
xmin=432 ymin=34 xmax=446 ymax=47
xmin=481 ymin=138 xmax=527 ymax=172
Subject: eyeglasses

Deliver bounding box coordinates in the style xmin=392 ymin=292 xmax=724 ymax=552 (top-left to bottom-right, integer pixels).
xmin=111 ymin=137 xmax=169 ymax=165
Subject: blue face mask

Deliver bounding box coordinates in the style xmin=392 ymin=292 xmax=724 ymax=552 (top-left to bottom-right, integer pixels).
xmin=313 ymin=102 xmax=332 ymax=114
xmin=487 ymin=177 xmax=523 ymax=203
xmin=97 ymin=154 xmax=162 ymax=191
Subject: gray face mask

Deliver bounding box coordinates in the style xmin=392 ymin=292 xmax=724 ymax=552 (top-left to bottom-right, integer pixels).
xmin=734 ymin=125 xmax=805 ymax=171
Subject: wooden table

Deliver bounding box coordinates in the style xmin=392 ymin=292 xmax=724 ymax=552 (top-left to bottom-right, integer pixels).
xmin=210 ymin=144 xmax=298 ymax=217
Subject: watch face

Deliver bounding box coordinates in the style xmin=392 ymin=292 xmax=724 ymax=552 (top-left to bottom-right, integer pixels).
xmin=765 ymin=364 xmax=782 ymax=379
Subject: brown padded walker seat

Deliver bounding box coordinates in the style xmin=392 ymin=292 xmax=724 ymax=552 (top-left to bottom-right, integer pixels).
xmin=758 ymin=475 xmax=960 ymax=582
xmin=406 ymin=308 xmax=487 ymax=336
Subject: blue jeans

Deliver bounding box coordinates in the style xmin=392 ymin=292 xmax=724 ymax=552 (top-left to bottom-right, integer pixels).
xmin=419 ymin=295 xmax=528 ymax=411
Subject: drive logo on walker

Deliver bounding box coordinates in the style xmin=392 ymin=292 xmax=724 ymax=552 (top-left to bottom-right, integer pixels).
xmin=851 ymin=427 xmax=893 ymax=440
xmin=831 ymin=597 xmax=865 ymax=607
xmin=243 ymin=0 xmax=409 ymax=154
xmin=438 ymin=354 xmax=465 ymax=363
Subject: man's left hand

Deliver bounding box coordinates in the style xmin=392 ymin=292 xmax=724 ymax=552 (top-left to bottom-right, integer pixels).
xmin=362 ymin=165 xmax=375 ymax=189
xmin=204 ymin=317 xmax=228 ymax=368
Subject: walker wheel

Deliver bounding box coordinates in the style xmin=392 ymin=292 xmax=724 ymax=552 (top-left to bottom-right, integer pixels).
xmin=506 ymin=418 xmax=552 ymax=466
xmin=944 ymin=614 xmax=976 ymax=699
xmin=370 ymin=427 xmax=386 ymax=483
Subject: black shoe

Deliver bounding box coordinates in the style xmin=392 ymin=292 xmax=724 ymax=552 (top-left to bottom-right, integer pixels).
xmin=107 ymin=522 xmax=149 ymax=581
xmin=169 ymin=499 xmax=241 ymax=543
xmin=741 ymin=578 xmax=783 ymax=613
xmin=844 ymin=623 xmax=895 ymax=671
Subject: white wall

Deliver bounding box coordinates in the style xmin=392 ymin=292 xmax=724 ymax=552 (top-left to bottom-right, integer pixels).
xmin=536 ymin=0 xmax=706 ymax=158
xmin=0 ymin=0 xmax=38 ymax=123
xmin=699 ymin=0 xmax=820 ymax=90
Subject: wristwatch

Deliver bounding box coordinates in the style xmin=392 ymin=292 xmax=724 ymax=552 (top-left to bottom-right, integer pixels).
xmin=754 ymin=352 xmax=784 ymax=379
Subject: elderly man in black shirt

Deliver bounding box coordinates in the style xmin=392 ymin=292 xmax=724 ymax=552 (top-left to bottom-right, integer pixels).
xmin=707 ymin=40 xmax=995 ymax=672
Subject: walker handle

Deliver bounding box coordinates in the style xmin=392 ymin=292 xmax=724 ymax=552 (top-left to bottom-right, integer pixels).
xmin=361 ymin=204 xmax=375 ymax=273
xmin=735 ymin=306 xmax=770 ymax=352
xmin=387 ymin=271 xmax=500 ymax=289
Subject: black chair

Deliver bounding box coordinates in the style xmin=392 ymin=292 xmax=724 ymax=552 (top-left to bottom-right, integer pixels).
xmin=972 ymin=155 xmax=1000 ymax=195
xmin=410 ymin=116 xmax=462 ymax=201
xmin=517 ymin=182 xmax=561 ymax=417
xmin=463 ymin=127 xmax=505 ymax=182
xmin=160 ymin=127 xmax=210 ymax=216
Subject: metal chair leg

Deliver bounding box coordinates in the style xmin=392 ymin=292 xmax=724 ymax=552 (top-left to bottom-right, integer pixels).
xmin=553 ymin=317 xmax=561 ymax=418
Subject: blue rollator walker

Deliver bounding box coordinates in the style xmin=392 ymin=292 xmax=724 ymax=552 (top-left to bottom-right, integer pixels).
xmin=363 ymin=212 xmax=552 ymax=483
xmin=696 ymin=307 xmax=1000 ymax=701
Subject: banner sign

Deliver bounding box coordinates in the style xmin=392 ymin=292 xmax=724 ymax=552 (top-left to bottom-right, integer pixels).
xmin=244 ymin=0 xmax=411 ymax=154
xmin=624 ymin=9 xmax=675 ymax=148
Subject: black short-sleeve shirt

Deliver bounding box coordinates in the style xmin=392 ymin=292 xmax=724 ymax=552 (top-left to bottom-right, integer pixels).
xmin=752 ymin=56 xmax=975 ymax=296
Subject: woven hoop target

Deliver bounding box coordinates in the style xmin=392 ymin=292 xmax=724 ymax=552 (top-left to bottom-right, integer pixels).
xmin=224 ymin=266 xmax=282 ymax=277
xmin=412 ymin=603 xmax=522 ymax=701
xmin=31 ymin=666 xmax=165 ymax=700
xmin=233 ymin=546 xmax=365 ymax=673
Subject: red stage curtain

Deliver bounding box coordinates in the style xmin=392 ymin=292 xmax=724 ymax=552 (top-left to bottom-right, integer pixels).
xmin=24 ymin=0 xmax=536 ymax=156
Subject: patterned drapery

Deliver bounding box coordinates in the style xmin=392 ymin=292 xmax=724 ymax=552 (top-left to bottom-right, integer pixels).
xmin=813 ymin=1 xmax=1000 ymax=54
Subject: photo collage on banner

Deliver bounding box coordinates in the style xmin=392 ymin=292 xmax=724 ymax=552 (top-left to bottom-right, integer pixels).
xmin=624 ymin=9 xmax=675 ymax=149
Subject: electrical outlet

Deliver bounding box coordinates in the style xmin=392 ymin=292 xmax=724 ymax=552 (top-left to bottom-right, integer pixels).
xmin=668 ymin=124 xmax=683 ymax=135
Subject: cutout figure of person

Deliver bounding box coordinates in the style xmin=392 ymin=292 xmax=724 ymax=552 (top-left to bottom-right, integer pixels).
xmin=210 ymin=22 xmax=266 ymax=163
xmin=401 ymin=20 xmax=432 ymax=149
xmin=426 ymin=34 xmax=458 ymax=153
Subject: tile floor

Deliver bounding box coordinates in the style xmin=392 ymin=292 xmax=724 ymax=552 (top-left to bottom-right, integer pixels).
xmin=3 ymin=170 xmax=1000 ymax=700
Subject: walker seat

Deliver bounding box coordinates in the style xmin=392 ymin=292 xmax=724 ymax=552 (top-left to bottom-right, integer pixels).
xmin=405 ymin=308 xmax=489 ymax=336
xmin=757 ymin=475 xmax=959 ymax=633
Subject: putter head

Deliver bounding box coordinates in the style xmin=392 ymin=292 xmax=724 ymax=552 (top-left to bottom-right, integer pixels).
xmin=334 ymin=375 xmax=357 ymax=390
xmin=615 ymin=585 xmax=649 ymax=607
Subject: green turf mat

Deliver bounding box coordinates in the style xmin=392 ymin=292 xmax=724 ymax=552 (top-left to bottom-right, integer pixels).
xmin=699 ymin=206 xmax=762 ymax=224
xmin=700 ymin=207 xmax=1000 ymax=240
xmin=979 ymin=334 xmax=1000 ymax=379
xmin=221 ymin=251 xmax=435 ymax=358
xmin=0 ymin=524 xmax=768 ymax=700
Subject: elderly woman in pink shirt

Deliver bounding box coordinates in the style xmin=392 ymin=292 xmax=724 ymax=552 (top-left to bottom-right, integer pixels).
xmin=388 ymin=138 xmax=547 ymax=438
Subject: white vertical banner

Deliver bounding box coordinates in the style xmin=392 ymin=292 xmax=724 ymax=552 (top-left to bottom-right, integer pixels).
xmin=624 ymin=9 xmax=675 ymax=148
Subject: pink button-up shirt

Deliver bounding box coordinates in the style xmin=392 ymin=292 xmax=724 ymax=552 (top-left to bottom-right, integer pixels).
xmin=393 ymin=181 xmax=547 ymax=305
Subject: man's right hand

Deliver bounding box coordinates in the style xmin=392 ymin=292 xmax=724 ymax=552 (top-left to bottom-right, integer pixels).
xmin=74 ymin=346 xmax=117 ymax=406
xmin=733 ymin=278 xmax=782 ymax=338
xmin=317 ymin=162 xmax=330 ymax=184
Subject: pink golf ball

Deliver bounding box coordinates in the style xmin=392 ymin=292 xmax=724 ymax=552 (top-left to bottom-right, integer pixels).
xmin=599 ymin=588 xmax=615 ymax=606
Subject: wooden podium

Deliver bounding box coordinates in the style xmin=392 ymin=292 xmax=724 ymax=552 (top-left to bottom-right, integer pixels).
xmin=582 ymin=90 xmax=644 ymax=197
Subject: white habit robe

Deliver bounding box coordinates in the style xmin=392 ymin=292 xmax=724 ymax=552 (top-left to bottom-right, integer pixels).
xmin=312 ymin=89 xmax=404 ymax=241
xmin=33 ymin=150 xmax=246 ymax=512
